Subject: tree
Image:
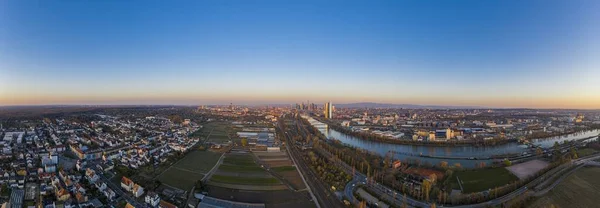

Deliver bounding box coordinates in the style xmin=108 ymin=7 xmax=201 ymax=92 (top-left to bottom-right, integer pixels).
xmin=241 ymin=138 xmax=248 ymax=147
xmin=503 ymin=158 xmax=512 ymax=166
xmin=570 ymin=147 xmax=578 ymax=159
xmin=440 ymin=161 xmax=448 ymax=169
xmin=536 ymin=147 xmax=543 ymax=156
xmin=431 ymin=203 xmax=436 ymax=208
xmin=429 ymin=174 xmax=437 ymax=183
xmin=1 ymin=183 xmax=11 ymax=196
xmin=422 ymin=179 xmax=432 ymax=201
xmin=195 ymin=180 xmax=205 ymax=192
xmin=453 ymin=163 xmax=462 ymax=170
xmin=553 ymin=141 xmax=561 ymax=161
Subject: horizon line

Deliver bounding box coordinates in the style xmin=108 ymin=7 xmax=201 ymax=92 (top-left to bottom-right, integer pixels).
xmin=0 ymin=103 xmax=598 ymax=111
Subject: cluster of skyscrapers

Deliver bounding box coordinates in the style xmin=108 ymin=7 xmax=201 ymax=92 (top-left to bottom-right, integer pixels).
xmin=295 ymin=100 xmax=317 ymax=111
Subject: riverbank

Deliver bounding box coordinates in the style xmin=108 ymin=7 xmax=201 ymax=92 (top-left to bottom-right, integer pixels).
xmin=315 ymin=117 xmax=600 ymax=148
xmin=314 ymin=117 xmax=515 ymax=147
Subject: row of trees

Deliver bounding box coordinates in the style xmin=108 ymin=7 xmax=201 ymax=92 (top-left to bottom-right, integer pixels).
xmin=305 ymin=150 xmax=352 ymax=190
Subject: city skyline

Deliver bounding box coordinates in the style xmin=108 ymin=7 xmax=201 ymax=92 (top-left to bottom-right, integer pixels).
xmin=2 ymin=1 xmax=600 ymax=109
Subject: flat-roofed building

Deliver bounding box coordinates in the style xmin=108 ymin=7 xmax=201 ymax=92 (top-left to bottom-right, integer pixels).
xmin=9 ymin=188 xmax=25 ymax=208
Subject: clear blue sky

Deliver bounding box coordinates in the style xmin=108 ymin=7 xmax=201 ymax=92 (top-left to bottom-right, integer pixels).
xmin=1 ymin=0 xmax=599 ymax=108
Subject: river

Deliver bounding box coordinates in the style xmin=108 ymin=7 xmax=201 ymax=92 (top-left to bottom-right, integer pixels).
xmin=306 ymin=117 xmax=600 ymax=168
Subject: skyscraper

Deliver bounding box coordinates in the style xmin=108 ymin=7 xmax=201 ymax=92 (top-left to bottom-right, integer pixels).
xmin=324 ymin=102 xmax=333 ymax=119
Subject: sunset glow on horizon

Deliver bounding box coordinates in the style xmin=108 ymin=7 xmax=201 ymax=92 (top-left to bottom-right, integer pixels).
xmin=1 ymin=1 xmax=599 ymax=109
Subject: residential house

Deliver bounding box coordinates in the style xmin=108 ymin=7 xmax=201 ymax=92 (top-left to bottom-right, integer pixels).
xmin=121 ymin=176 xmax=144 ymax=197
xmin=145 ymin=192 xmax=160 ymax=207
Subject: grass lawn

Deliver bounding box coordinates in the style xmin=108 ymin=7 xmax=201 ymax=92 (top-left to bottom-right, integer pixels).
xmin=173 ymin=151 xmax=222 ymax=173
xmin=210 ymin=175 xmax=280 ymax=185
xmin=271 ymin=166 xmax=296 ymax=172
xmin=452 ymin=167 xmax=519 ymax=193
xmin=218 ymin=164 xmax=264 ymax=172
xmin=577 ymin=148 xmax=598 ymax=158
xmin=530 ymin=167 xmax=600 ymax=208
xmin=158 ymin=169 xmax=205 ymax=191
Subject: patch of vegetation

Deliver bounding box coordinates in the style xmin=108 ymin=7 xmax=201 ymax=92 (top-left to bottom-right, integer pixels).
xmin=271 ymin=166 xmax=296 ymax=172
xmin=305 ymin=150 xmax=352 ymax=191
xmin=451 ymin=167 xmax=518 ymax=193
xmin=218 ymin=164 xmax=264 ymax=172
xmin=223 ymin=155 xmax=256 ymax=166
xmin=210 ymin=175 xmax=280 ymax=185
xmin=577 ymin=148 xmax=598 ymax=157
xmin=173 ymin=151 xmax=222 ymax=173
xmin=1 ymin=184 xmax=11 ymax=196
xmin=158 ymin=170 xmax=204 ymax=191
xmin=529 ymin=167 xmax=600 ymax=208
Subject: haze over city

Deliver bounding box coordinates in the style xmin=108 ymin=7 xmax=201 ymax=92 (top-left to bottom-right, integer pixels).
xmin=1 ymin=1 xmax=599 ymax=108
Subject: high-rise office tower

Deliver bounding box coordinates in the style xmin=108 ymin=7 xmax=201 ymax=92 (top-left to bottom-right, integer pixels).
xmin=324 ymin=102 xmax=334 ymax=118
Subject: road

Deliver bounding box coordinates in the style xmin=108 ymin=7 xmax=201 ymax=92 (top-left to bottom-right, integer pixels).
xmin=279 ymin=118 xmax=343 ymax=208
xmin=293 ymin=115 xmax=600 ymax=208
xmin=343 ymin=154 xmax=600 ymax=208
xmin=96 ymin=169 xmax=145 ymax=207
xmin=201 ymin=153 xmax=225 ymax=182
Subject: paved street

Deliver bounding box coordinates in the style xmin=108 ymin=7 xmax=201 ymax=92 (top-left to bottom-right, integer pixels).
xmin=96 ymin=169 xmax=145 ymax=207
xmin=279 ymin=118 xmax=344 ymax=208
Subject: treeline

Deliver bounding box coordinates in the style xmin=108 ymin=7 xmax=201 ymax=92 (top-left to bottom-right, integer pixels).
xmin=524 ymin=125 xmax=600 ymax=140
xmin=304 ymin=150 xmax=352 ymax=190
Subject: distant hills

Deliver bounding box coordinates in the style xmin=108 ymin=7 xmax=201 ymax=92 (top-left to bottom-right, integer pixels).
xmin=334 ymin=102 xmax=484 ymax=109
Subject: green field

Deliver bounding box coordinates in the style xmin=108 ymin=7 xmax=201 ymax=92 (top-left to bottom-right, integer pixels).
xmin=157 ymin=151 xmax=222 ymax=191
xmin=210 ymin=175 xmax=280 ymax=185
xmin=158 ymin=170 xmax=205 ymax=191
xmin=173 ymin=151 xmax=222 ymax=173
xmin=271 ymin=166 xmax=296 ymax=172
xmin=530 ymin=167 xmax=600 ymax=208
xmin=218 ymin=164 xmax=264 ymax=172
xmin=577 ymin=148 xmax=598 ymax=158
xmin=190 ymin=122 xmax=234 ymax=142
xmin=211 ymin=153 xmax=283 ymax=187
xmin=223 ymin=155 xmax=257 ymax=166
xmin=452 ymin=167 xmax=519 ymax=193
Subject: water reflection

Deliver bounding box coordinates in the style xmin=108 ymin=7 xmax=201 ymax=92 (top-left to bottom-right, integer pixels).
xmin=309 ymin=117 xmax=600 ymax=168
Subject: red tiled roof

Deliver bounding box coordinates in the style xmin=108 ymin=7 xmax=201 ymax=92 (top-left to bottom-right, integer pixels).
xmin=121 ymin=176 xmax=133 ymax=185
xmin=159 ymin=200 xmax=177 ymax=208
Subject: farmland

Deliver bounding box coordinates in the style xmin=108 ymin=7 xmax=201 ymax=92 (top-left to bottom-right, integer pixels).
xmin=271 ymin=166 xmax=296 ymax=172
xmin=254 ymin=151 xmax=306 ymax=190
xmin=218 ymin=164 xmax=264 ymax=172
xmin=209 ymin=153 xmax=285 ymax=190
xmin=207 ymin=186 xmax=316 ymax=208
xmin=171 ymin=151 xmax=222 ymax=173
xmin=157 ymin=150 xmax=222 ymax=191
xmin=210 ymin=175 xmax=280 ymax=185
xmin=529 ymin=167 xmax=600 ymax=208
xmin=190 ymin=121 xmax=236 ymax=144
